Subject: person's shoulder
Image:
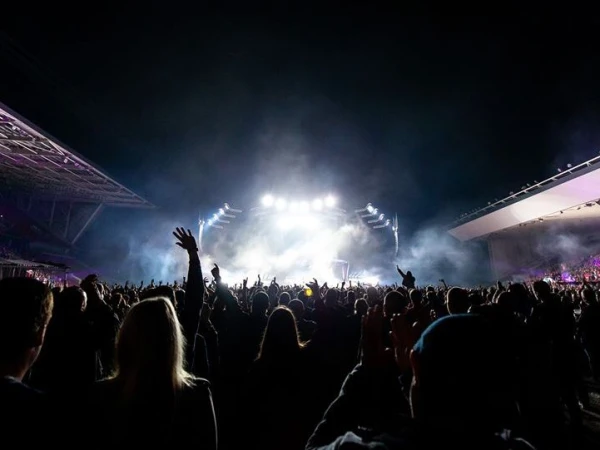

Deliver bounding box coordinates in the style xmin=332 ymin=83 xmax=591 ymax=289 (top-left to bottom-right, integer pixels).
xmin=0 ymin=378 xmax=51 ymax=436
xmin=0 ymin=376 xmax=44 ymax=403
xmin=310 ymin=431 xmax=407 ymax=450
xmin=178 ymin=378 xmax=213 ymax=416
xmin=183 ymin=377 xmax=212 ymax=397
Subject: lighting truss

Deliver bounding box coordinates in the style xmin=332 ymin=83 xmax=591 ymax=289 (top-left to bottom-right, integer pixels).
xmin=0 ymin=103 xmax=153 ymax=247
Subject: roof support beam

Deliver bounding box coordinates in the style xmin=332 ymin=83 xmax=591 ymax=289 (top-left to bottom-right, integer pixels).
xmin=71 ymin=203 xmax=104 ymax=245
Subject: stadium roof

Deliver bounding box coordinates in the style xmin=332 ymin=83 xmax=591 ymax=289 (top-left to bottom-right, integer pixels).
xmin=449 ymin=155 xmax=600 ymax=242
xmin=0 ymin=102 xmax=153 ymax=207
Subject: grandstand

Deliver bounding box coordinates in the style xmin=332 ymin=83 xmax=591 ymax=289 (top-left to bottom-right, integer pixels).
xmin=449 ymin=155 xmax=600 ymax=279
xmin=0 ymin=102 xmax=153 ymax=259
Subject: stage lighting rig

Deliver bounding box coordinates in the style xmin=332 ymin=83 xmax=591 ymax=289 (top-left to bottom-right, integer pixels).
xmin=356 ymin=203 xmax=390 ymax=229
xmin=254 ymin=193 xmax=345 ymax=220
xmin=204 ymin=203 xmax=242 ymax=229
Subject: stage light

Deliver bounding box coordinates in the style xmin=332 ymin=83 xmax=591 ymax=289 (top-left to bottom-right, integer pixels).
xmin=312 ymin=199 xmax=323 ymax=211
xmin=325 ymin=195 xmax=336 ymax=207
xmin=366 ymin=203 xmax=374 ymax=214
xmin=299 ymin=201 xmax=310 ymax=212
xmin=275 ymin=198 xmax=287 ymax=211
xmin=289 ymin=201 xmax=300 ymax=213
xmin=218 ymin=208 xmax=225 ymax=215
xmin=212 ymin=213 xmax=219 ymax=220
xmin=364 ymin=276 xmax=379 ymax=285
xmin=262 ymin=194 xmax=274 ymax=207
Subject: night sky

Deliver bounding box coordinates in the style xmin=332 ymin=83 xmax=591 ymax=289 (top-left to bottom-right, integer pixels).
xmin=1 ymin=10 xmax=600 ymax=264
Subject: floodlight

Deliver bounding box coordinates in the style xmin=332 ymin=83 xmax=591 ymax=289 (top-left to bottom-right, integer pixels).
xmin=262 ymin=194 xmax=275 ymax=207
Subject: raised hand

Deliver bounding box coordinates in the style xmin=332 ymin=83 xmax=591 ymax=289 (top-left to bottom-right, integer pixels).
xmin=361 ymin=305 xmax=390 ymax=368
xmin=390 ymin=313 xmax=417 ymax=372
xmin=211 ymin=263 xmax=221 ymax=281
xmin=243 ymin=277 xmax=248 ymax=288
xmin=306 ymin=278 xmax=319 ymax=294
xmin=173 ymin=227 xmax=198 ymax=252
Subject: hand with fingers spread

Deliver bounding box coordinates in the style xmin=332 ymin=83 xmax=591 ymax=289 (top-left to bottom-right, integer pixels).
xmin=173 ymin=227 xmax=198 ymax=252
xmin=361 ymin=305 xmax=390 ymax=368
xmin=306 ymin=278 xmax=319 ymax=292
xmin=390 ymin=313 xmax=417 ymax=372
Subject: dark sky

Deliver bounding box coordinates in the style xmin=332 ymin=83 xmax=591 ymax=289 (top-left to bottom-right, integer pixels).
xmin=2 ymin=10 xmax=600 ymax=238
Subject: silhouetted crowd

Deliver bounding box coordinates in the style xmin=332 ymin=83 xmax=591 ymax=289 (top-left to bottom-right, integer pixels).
xmin=2 ymin=227 xmax=600 ymax=450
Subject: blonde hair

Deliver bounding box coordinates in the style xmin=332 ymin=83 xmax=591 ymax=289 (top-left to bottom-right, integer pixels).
xmin=113 ymin=297 xmax=194 ymax=398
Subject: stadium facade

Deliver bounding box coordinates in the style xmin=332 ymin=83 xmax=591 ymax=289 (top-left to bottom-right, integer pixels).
xmin=449 ymin=155 xmax=600 ymax=279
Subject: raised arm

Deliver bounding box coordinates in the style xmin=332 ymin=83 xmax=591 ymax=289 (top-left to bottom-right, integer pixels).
xmin=396 ymin=265 xmax=406 ymax=278
xmin=173 ymin=227 xmax=205 ymax=371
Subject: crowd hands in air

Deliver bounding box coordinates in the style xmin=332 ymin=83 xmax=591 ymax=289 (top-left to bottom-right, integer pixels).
xmin=2 ymin=227 xmax=600 ymax=450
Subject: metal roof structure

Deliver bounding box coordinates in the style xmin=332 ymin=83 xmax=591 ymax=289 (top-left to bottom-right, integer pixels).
xmin=0 ymin=103 xmax=152 ymax=207
xmin=448 ymin=155 xmax=600 ymax=242
xmin=0 ymin=102 xmax=153 ymax=247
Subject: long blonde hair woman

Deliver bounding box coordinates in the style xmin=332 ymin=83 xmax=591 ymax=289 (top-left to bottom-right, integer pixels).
xmin=87 ymin=297 xmax=216 ymax=449
xmin=115 ymin=296 xmax=193 ymax=397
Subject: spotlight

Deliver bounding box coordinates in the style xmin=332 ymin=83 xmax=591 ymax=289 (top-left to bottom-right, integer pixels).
xmin=324 ymin=195 xmax=336 ymax=207
xmin=366 ymin=204 xmax=374 ymax=214
xmin=275 ymin=198 xmax=287 ymax=211
xmin=218 ymin=208 xmax=225 ymax=215
xmin=289 ymin=201 xmax=300 ymax=213
xmin=312 ymin=199 xmax=323 ymax=211
xmin=212 ymin=213 xmax=219 ymax=220
xmin=262 ymin=194 xmax=274 ymax=207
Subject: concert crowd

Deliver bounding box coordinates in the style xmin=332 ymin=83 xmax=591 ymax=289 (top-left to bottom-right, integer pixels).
xmin=541 ymin=253 xmax=600 ymax=284
xmin=2 ymin=227 xmax=600 ymax=450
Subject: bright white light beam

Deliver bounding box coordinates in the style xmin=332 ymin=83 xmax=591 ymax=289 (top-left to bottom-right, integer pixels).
xmin=262 ymin=194 xmax=275 ymax=207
